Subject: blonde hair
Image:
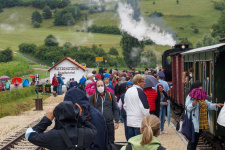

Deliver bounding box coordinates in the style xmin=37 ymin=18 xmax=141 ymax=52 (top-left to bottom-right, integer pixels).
xmin=140 ymin=115 xmax=161 ymax=146
xmin=133 ymin=74 xmax=145 ymax=85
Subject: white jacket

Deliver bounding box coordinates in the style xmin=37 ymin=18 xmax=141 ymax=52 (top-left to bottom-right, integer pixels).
xmin=124 ymin=85 xmax=150 ymax=128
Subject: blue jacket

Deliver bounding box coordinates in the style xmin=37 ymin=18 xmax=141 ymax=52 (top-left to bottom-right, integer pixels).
xmin=79 ymin=77 xmax=87 ymax=85
xmin=185 ymin=95 xmax=218 ymax=133
xmin=57 ymin=76 xmax=64 ymax=85
xmin=64 ymin=88 xmax=108 ymax=150
xmin=69 ymin=81 xmax=78 ymax=89
xmin=22 ymin=79 xmax=29 ymax=87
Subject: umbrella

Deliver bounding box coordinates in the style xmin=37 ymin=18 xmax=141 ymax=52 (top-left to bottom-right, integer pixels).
xmin=12 ymin=77 xmax=22 ymax=83
xmin=144 ymin=75 xmax=159 ymax=88
xmin=167 ymin=102 xmax=171 ymax=126
xmin=29 ymin=75 xmax=35 ymax=78
xmin=0 ymin=76 xmax=10 ymax=80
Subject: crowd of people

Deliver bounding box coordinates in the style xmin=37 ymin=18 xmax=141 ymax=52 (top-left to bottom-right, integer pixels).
xmin=26 ymin=67 xmax=225 ymax=150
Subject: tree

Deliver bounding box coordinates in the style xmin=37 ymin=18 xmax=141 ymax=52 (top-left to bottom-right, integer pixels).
xmin=31 ymin=10 xmax=42 ymax=23
xmin=0 ymin=3 xmax=3 ymax=12
xmin=108 ymin=47 xmax=119 ymax=56
xmin=195 ymin=34 xmax=220 ymax=48
xmin=120 ymin=32 xmax=145 ymax=69
xmin=42 ymin=6 xmax=52 ymax=19
xmin=0 ymin=48 xmax=13 ymax=62
xmin=33 ymin=21 xmax=41 ymax=28
xmin=212 ymin=13 xmax=225 ymax=38
xmin=89 ymin=7 xmax=95 ymax=14
xmin=44 ymin=34 xmax=59 ymax=47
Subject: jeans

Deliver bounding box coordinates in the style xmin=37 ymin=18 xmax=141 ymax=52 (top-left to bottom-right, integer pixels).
xmin=106 ymin=123 xmax=115 ymax=143
xmin=187 ymin=130 xmax=202 ymax=150
xmin=57 ymin=84 xmax=62 ymax=95
xmin=127 ymin=126 xmax=140 ymax=140
xmin=123 ymin=117 xmax=129 ymax=141
xmin=159 ymin=106 xmax=166 ymax=131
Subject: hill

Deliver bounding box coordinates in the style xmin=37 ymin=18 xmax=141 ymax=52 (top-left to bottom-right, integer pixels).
xmin=0 ymin=0 xmax=223 ymax=64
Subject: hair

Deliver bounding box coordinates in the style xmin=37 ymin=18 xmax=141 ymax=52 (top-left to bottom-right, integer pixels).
xmin=126 ymin=76 xmax=130 ymax=81
xmin=133 ymin=74 xmax=145 ymax=85
xmin=92 ymin=70 xmax=96 ymax=74
xmin=140 ymin=115 xmax=161 ymax=146
xmin=188 ymin=68 xmax=193 ymax=73
xmin=157 ymin=84 xmax=163 ymax=91
xmin=103 ymin=68 xmax=108 ymax=72
xmin=189 ymin=81 xmax=202 ymax=93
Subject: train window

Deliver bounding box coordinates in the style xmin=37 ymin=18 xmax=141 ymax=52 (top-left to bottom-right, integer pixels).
xmin=210 ymin=61 xmax=213 ymax=96
xmin=166 ymin=56 xmax=171 ymax=64
xmin=206 ymin=61 xmax=210 ymax=95
xmin=195 ymin=62 xmax=199 ymax=81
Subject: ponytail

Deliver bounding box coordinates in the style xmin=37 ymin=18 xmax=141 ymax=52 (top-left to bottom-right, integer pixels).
xmin=140 ymin=115 xmax=160 ymax=146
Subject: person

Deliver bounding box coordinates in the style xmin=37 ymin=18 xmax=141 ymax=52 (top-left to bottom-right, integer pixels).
xmin=86 ymin=73 xmax=94 ymax=86
xmin=154 ymin=72 xmax=170 ymax=95
xmin=57 ymin=74 xmax=64 ymax=95
xmin=157 ymin=84 xmax=169 ymax=134
xmin=185 ymin=81 xmax=224 ymax=150
xmin=124 ymin=74 xmax=150 ymax=140
xmin=22 ymin=77 xmax=29 ymax=87
xmin=66 ymin=79 xmax=71 ymax=91
xmin=85 ymin=81 xmax=114 ymax=97
xmin=25 ymin=101 xmax=97 ymax=150
xmin=92 ymin=70 xmax=98 ymax=81
xmin=31 ymin=77 xmax=35 ymax=85
xmin=104 ymin=78 xmax=114 ymax=92
xmin=64 ymin=88 xmax=108 ymax=150
xmin=79 ymin=75 xmax=87 ymax=92
xmin=188 ymin=68 xmax=193 ymax=83
xmin=98 ymin=68 xmax=104 ymax=80
xmin=5 ymin=79 xmax=10 ymax=90
xmin=52 ymin=73 xmax=59 ymax=97
xmin=144 ymin=85 xmax=158 ymax=116
xmin=121 ymin=115 xmax=166 ymax=150
xmin=45 ymin=80 xmax=49 ymax=85
xmin=69 ymin=78 xmax=78 ymax=89
xmin=111 ymin=76 xmax=117 ymax=89
xmin=89 ymin=80 xmax=119 ymax=144
xmin=131 ymin=68 xmax=136 ymax=76
xmin=0 ymin=80 xmax=4 ymax=91
xmin=118 ymin=82 xmax=133 ymax=141
xmin=14 ymin=79 xmax=20 ymax=88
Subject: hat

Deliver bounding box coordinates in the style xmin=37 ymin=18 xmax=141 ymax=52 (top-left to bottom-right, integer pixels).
xmin=157 ymin=72 xmax=165 ymax=78
xmin=96 ymin=74 xmax=102 ymax=79
xmin=126 ymin=82 xmax=133 ymax=88
xmin=104 ymin=73 xmax=110 ymax=78
xmin=87 ymin=73 xmax=94 ymax=79
xmin=121 ymin=76 xmax=125 ymax=82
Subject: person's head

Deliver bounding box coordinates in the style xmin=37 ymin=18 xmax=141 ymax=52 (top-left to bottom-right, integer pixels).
xmin=5 ymin=79 xmax=8 ymax=82
xmin=104 ymin=73 xmax=110 ymax=79
xmin=103 ymin=68 xmax=108 ymax=73
xmin=87 ymin=73 xmax=94 ymax=81
xmin=145 ymin=68 xmax=149 ymax=72
xmin=104 ymin=78 xmax=110 ymax=86
xmin=129 ymin=74 xmax=133 ymax=79
xmin=189 ymin=81 xmax=202 ymax=93
xmin=157 ymin=72 xmax=165 ymax=80
xmin=92 ymin=70 xmax=96 ymax=75
xmin=144 ymin=71 xmax=148 ymax=75
xmin=157 ymin=84 xmax=163 ymax=92
xmin=58 ymin=74 xmax=62 ymax=77
xmin=132 ymin=68 xmax=135 ymax=72
xmin=70 ymin=78 xmax=71 ymax=81
xmin=126 ymin=82 xmax=133 ymax=89
xmin=133 ymin=74 xmax=145 ymax=88
xmin=121 ymin=76 xmax=125 ymax=82
xmin=112 ymin=70 xmax=118 ymax=76
xmin=148 ymin=71 xmax=152 ymax=75
xmin=126 ymin=76 xmax=130 ymax=81
xmin=112 ymin=76 xmax=116 ymax=81
xmin=72 ymin=78 xmax=74 ymax=82
xmin=140 ymin=115 xmax=161 ymax=146
xmin=54 ymin=73 xmax=57 ymax=77
xmin=96 ymin=80 xmax=105 ymax=94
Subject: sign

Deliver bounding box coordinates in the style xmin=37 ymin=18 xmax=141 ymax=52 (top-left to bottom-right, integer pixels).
xmin=55 ymin=67 xmax=79 ymax=70
xmin=35 ymin=74 xmax=40 ymax=82
xmin=96 ymin=57 xmax=103 ymax=62
xmin=58 ymin=71 xmax=75 ymax=74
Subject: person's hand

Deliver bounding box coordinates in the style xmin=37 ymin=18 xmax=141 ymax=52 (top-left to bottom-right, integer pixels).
xmin=46 ymin=105 xmax=56 ymax=121
xmin=192 ymin=99 xmax=198 ymax=106
xmin=114 ymin=123 xmax=119 ymax=130
xmin=216 ymin=103 xmax=224 ymax=108
xmin=165 ymin=102 xmax=168 ymax=106
xmin=75 ymin=103 xmax=82 ymax=116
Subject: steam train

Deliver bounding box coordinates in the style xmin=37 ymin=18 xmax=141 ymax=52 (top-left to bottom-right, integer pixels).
xmin=162 ymin=41 xmax=225 ymax=144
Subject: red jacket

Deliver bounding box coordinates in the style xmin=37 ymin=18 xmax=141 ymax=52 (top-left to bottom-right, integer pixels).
xmin=144 ymin=87 xmax=158 ymax=111
xmin=52 ymin=77 xmax=59 ymax=86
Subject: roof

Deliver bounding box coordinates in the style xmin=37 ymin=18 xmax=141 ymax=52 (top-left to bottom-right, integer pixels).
xmin=181 ymin=43 xmax=225 ymax=55
xmin=48 ymin=57 xmax=88 ymax=72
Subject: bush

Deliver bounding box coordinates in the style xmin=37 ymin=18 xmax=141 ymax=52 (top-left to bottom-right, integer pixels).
xmin=0 ymin=48 xmax=13 ymax=62
xmin=33 ymin=21 xmax=41 ymax=28
xmin=19 ymin=43 xmax=37 ymax=53
xmin=108 ymin=47 xmax=119 ymax=56
xmin=87 ymin=25 xmax=121 ymax=35
xmin=193 ymin=28 xmax=199 ymax=34
xmin=214 ymin=2 xmax=225 ymax=11
xmin=149 ymin=11 xmax=163 ymax=18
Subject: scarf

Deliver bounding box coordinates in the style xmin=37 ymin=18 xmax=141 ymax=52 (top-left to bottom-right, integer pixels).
xmin=199 ymin=100 xmax=209 ymax=130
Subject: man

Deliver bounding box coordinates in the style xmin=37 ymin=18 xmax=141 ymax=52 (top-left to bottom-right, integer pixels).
xmin=89 ymin=80 xmax=119 ymax=143
xmin=131 ymin=68 xmax=136 ymax=76
xmin=64 ymin=88 xmax=108 ymax=150
xmin=92 ymin=70 xmax=97 ymax=81
xmin=124 ymin=74 xmax=149 ymax=140
xmin=52 ymin=73 xmax=59 ymax=97
xmin=57 ymin=74 xmax=64 ymax=95
xmin=154 ymin=72 xmax=170 ymax=95
xmin=69 ymin=78 xmax=78 ymax=89
xmin=104 ymin=78 xmax=114 ymax=92
xmin=66 ymin=79 xmax=71 ymax=91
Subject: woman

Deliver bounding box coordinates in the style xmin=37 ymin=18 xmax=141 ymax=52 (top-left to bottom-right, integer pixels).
xmin=185 ymin=81 xmax=224 ymax=150
xmin=157 ymin=84 xmax=169 ymax=134
xmin=14 ymin=79 xmax=20 ymax=88
xmin=5 ymin=79 xmax=10 ymax=90
xmin=0 ymin=80 xmax=4 ymax=91
xmin=144 ymin=86 xmax=158 ymax=115
xmin=121 ymin=115 xmax=166 ymax=150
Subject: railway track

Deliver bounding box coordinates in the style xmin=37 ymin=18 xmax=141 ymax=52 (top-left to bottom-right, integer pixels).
xmin=0 ymin=119 xmax=54 ymax=150
xmin=171 ymin=109 xmax=223 ymax=150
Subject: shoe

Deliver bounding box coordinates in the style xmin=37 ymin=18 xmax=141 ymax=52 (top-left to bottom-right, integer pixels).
xmin=161 ymin=131 xmax=168 ymax=134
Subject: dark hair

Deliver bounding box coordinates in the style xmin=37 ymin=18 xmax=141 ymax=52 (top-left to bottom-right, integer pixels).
xmin=126 ymin=76 xmax=130 ymax=81
xmin=189 ymin=81 xmax=202 ymax=93
xmin=189 ymin=68 xmax=193 ymax=73
xmin=92 ymin=70 xmax=96 ymax=74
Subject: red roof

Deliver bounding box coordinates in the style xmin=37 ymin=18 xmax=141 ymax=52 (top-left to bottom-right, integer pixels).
xmin=48 ymin=57 xmax=88 ymax=72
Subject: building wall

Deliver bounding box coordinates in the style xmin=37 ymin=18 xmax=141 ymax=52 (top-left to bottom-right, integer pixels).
xmin=49 ymin=59 xmax=88 ymax=84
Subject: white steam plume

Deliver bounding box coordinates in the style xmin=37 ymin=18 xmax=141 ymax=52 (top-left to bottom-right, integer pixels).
xmin=117 ymin=3 xmax=176 ymax=46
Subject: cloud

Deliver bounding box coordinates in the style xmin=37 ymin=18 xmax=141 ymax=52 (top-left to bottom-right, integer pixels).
xmin=117 ymin=3 xmax=176 ymax=46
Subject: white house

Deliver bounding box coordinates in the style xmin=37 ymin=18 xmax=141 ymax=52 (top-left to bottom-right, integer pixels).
xmin=48 ymin=57 xmax=88 ymax=84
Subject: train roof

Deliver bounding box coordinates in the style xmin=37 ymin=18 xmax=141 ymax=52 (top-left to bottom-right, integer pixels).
xmin=181 ymin=43 xmax=225 ymax=55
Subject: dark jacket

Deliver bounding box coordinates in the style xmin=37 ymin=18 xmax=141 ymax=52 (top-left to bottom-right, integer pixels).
xmin=156 ymin=91 xmax=168 ymax=117
xmin=69 ymin=81 xmax=78 ymax=89
xmin=120 ymin=93 xmax=126 ymax=119
xmin=28 ymin=101 xmax=97 ymax=150
xmin=89 ymin=82 xmax=119 ymax=124
xmin=64 ymin=88 xmax=108 ymax=150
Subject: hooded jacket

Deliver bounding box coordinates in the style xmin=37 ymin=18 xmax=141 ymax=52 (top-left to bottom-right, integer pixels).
xmin=27 ymin=101 xmax=97 ymax=150
xmin=64 ymin=88 xmax=108 ymax=150
xmin=89 ymin=81 xmax=119 ymax=124
xmin=85 ymin=81 xmax=114 ymax=96
xmin=120 ymin=134 xmax=164 ymax=150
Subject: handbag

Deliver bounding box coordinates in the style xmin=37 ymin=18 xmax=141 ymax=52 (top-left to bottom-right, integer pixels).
xmin=181 ymin=110 xmax=195 ymax=143
xmin=176 ymin=110 xmax=185 ymax=131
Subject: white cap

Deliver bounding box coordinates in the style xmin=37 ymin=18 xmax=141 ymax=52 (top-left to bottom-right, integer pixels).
xmin=87 ymin=73 xmax=94 ymax=79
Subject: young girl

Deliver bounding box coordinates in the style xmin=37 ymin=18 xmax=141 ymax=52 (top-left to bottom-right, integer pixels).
xmin=121 ymin=115 xmax=166 ymax=150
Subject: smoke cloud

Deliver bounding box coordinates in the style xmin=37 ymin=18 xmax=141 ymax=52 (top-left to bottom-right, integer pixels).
xmin=117 ymin=3 xmax=176 ymax=46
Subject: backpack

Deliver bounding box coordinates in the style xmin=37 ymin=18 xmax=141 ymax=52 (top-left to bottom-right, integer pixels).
xmin=94 ymin=92 xmax=112 ymax=104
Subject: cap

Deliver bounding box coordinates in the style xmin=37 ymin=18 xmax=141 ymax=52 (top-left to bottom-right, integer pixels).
xmin=157 ymin=72 xmax=165 ymax=78
xmin=104 ymin=73 xmax=110 ymax=78
xmin=87 ymin=73 xmax=94 ymax=79
xmin=126 ymin=82 xmax=133 ymax=88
